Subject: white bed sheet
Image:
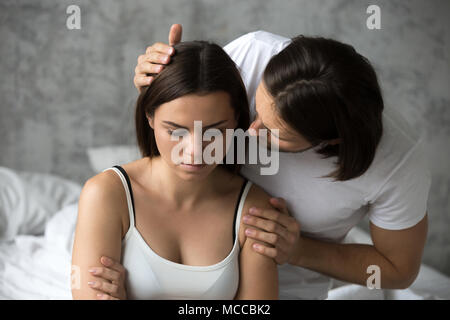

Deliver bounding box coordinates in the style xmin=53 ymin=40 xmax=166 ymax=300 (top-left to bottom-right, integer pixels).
xmin=0 ymin=203 xmax=77 ymax=299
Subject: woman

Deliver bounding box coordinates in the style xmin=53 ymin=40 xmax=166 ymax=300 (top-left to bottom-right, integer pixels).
xmin=71 ymin=41 xmax=278 ymax=299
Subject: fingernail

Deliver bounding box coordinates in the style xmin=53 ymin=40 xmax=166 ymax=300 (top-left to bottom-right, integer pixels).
xmin=88 ymin=268 xmax=96 ymax=274
xmin=88 ymin=281 xmax=96 ymax=287
xmin=253 ymin=243 xmax=261 ymax=250
xmin=148 ymin=77 xmax=153 ymax=84
xmin=97 ymin=293 xmax=103 ymax=298
xmin=164 ymin=55 xmax=169 ymax=63
xmin=157 ymin=65 xmax=163 ymax=72
xmin=245 ymin=229 xmax=254 ymax=236
xmin=169 ymin=47 xmax=174 ymax=55
xmin=249 ymin=207 xmax=257 ymax=214
xmin=101 ymin=257 xmax=111 ymax=266
xmin=243 ymin=215 xmax=250 ymax=222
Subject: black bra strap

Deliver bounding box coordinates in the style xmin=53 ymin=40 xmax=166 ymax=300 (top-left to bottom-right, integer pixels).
xmin=113 ymin=165 xmax=136 ymax=222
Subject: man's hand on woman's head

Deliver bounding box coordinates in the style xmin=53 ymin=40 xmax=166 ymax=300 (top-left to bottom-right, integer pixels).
xmin=88 ymin=256 xmax=127 ymax=300
xmin=134 ymin=24 xmax=183 ymax=93
xmin=243 ymin=197 xmax=303 ymax=265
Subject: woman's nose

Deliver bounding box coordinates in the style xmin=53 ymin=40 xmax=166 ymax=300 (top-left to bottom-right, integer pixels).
xmin=183 ymin=134 xmax=203 ymax=163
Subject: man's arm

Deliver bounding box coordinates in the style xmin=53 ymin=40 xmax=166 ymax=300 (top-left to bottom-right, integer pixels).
xmin=290 ymin=213 xmax=428 ymax=289
xmin=245 ymin=205 xmax=428 ymax=289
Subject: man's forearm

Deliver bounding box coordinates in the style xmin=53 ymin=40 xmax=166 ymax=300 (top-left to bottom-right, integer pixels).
xmin=290 ymin=236 xmax=413 ymax=289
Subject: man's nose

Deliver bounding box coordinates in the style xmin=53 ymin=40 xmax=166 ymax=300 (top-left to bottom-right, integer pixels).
xmin=249 ymin=118 xmax=264 ymax=136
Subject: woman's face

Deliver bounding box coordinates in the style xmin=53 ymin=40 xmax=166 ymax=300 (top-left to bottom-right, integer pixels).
xmin=148 ymin=91 xmax=238 ymax=181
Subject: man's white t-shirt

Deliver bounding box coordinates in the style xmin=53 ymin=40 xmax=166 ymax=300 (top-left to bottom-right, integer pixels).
xmin=224 ymin=31 xmax=432 ymax=299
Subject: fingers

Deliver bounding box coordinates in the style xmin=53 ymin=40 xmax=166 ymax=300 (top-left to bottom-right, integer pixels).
xmin=140 ymin=47 xmax=173 ymax=69
xmin=251 ymin=242 xmax=277 ymax=258
xmin=269 ymin=197 xmax=290 ymax=215
xmin=146 ymin=42 xmax=175 ymax=56
xmin=134 ymin=56 xmax=163 ymax=92
xmin=88 ymin=280 xmax=119 ymax=296
xmin=136 ymin=51 xmax=170 ymax=68
xmin=96 ymin=293 xmax=119 ymax=300
xmin=89 ymin=266 xmax=121 ymax=283
xmin=134 ymin=75 xmax=153 ymax=91
xmin=245 ymin=227 xmax=288 ymax=248
xmin=135 ymin=61 xmax=163 ymax=76
xmin=136 ymin=37 xmax=178 ymax=93
xmin=247 ymin=206 xmax=292 ymax=231
xmin=100 ymin=256 xmax=126 ymax=274
xmin=244 ymin=212 xmax=289 ymax=240
xmin=169 ymin=24 xmax=183 ymax=46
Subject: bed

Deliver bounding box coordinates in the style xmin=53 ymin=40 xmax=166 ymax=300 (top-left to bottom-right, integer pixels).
xmin=1 ymin=146 xmax=449 ymax=300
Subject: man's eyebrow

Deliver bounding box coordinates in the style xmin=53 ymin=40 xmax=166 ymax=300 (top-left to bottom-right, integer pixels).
xmin=162 ymin=120 xmax=228 ymax=130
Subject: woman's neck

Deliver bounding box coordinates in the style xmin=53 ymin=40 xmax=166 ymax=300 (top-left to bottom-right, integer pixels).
xmin=149 ymin=157 xmax=221 ymax=210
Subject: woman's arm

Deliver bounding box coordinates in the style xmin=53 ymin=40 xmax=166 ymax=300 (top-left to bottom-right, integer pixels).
xmin=71 ymin=172 xmax=126 ymax=300
xmin=234 ymin=184 xmax=278 ymax=300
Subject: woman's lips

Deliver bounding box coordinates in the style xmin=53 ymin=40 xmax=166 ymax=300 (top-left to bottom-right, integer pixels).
xmin=179 ymin=163 xmax=206 ymax=171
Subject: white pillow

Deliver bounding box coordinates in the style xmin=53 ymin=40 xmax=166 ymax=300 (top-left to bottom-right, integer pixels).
xmin=0 ymin=167 xmax=82 ymax=240
xmin=86 ymin=145 xmax=141 ymax=173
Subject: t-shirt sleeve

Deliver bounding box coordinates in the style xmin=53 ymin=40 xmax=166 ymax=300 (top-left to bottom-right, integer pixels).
xmin=223 ymin=31 xmax=291 ymax=118
xmin=367 ymin=139 xmax=431 ymax=230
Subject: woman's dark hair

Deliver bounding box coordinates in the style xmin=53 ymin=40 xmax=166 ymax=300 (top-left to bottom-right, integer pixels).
xmin=263 ymin=35 xmax=384 ymax=181
xmin=135 ymin=41 xmax=250 ymax=174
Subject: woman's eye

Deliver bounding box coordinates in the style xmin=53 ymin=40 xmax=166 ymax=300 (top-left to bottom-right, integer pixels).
xmin=168 ymin=129 xmax=188 ymax=137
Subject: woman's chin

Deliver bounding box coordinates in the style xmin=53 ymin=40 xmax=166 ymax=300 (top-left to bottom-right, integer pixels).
xmin=175 ymin=163 xmax=215 ymax=180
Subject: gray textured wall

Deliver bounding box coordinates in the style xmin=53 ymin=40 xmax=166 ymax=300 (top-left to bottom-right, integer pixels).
xmin=1 ymin=0 xmax=449 ymax=276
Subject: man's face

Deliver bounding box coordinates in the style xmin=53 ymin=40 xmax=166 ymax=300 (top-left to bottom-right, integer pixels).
xmin=250 ymin=80 xmax=314 ymax=153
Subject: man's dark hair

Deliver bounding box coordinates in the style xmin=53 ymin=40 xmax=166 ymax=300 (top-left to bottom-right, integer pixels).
xmin=264 ymin=35 xmax=384 ymax=181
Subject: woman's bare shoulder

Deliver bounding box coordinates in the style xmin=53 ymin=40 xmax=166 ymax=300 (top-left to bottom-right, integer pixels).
xmin=237 ymin=181 xmax=273 ymax=247
xmin=78 ymin=169 xmax=128 ymax=223
xmin=84 ymin=169 xmax=124 ymax=198
xmin=243 ymin=182 xmax=273 ymax=210
xmin=85 ymin=157 xmax=148 ymax=195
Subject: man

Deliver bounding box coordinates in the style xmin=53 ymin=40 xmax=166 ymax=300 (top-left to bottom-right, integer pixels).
xmin=91 ymin=24 xmax=430 ymax=300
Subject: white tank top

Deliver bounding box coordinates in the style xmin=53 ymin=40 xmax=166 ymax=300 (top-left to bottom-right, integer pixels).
xmin=103 ymin=165 xmax=252 ymax=300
